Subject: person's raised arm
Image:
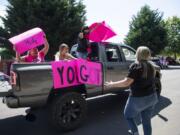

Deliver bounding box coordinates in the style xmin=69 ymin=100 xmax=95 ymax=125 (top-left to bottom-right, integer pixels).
xmin=15 ymin=52 xmax=21 ymax=62
xmin=40 ymin=36 xmax=49 ymax=55
xmin=15 ymin=52 xmax=25 ymax=63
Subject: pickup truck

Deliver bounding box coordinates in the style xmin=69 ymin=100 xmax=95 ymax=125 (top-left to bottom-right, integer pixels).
xmin=0 ymin=42 xmax=161 ymax=131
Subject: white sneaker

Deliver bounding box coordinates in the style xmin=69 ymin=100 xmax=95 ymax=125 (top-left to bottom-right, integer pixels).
xmin=128 ymin=130 xmax=139 ymax=135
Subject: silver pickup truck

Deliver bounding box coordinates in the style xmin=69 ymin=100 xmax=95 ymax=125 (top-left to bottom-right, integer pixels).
xmin=0 ymin=42 xmax=161 ymax=131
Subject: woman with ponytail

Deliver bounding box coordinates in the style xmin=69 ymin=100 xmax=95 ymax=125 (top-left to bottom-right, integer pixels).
xmin=105 ymin=46 xmax=158 ymax=135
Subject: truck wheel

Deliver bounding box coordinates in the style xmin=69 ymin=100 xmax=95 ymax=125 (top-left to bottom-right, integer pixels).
xmin=155 ymin=78 xmax=162 ymax=97
xmin=49 ymin=92 xmax=87 ymax=131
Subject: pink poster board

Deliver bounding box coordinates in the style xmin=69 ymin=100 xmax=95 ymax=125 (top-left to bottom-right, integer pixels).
xmin=51 ymin=59 xmax=103 ymax=89
xmin=77 ymin=59 xmax=102 ymax=86
xmin=9 ymin=27 xmax=45 ymax=54
xmin=89 ymin=21 xmax=116 ymax=42
xmin=51 ymin=60 xmax=81 ymax=89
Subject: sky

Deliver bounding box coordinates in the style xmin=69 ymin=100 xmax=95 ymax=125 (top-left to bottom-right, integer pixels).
xmin=0 ymin=0 xmax=7 ymax=21
xmin=0 ymin=0 xmax=180 ymax=43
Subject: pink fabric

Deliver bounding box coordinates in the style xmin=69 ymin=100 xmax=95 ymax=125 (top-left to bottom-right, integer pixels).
xmin=84 ymin=34 xmax=89 ymax=40
xmin=89 ymin=21 xmax=116 ymax=42
xmin=24 ymin=52 xmax=45 ymax=63
xmin=9 ymin=28 xmax=45 ymax=54
xmin=87 ymin=47 xmax=91 ymax=53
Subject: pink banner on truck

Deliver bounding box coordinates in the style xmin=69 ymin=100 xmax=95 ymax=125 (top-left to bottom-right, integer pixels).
xmin=77 ymin=59 xmax=102 ymax=86
xmin=51 ymin=60 xmax=81 ymax=89
xmin=9 ymin=27 xmax=45 ymax=54
xmin=51 ymin=59 xmax=103 ymax=89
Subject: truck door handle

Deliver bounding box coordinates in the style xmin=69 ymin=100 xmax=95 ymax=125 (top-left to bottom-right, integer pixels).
xmin=107 ymin=66 xmax=114 ymax=70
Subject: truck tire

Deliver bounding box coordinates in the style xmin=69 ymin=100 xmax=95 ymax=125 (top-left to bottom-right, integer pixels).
xmin=155 ymin=78 xmax=162 ymax=97
xmin=49 ymin=92 xmax=87 ymax=131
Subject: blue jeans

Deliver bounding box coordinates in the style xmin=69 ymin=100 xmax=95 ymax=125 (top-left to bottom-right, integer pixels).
xmin=124 ymin=93 xmax=158 ymax=135
xmin=76 ymin=52 xmax=87 ymax=59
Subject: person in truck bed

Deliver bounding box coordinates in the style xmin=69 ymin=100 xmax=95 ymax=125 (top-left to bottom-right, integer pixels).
xmin=76 ymin=26 xmax=90 ymax=59
xmin=15 ymin=36 xmax=49 ymax=63
xmin=54 ymin=43 xmax=76 ymax=61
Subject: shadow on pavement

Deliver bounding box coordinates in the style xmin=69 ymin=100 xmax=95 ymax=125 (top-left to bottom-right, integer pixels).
xmin=135 ymin=96 xmax=172 ymax=124
xmin=154 ymin=96 xmax=172 ymax=116
xmin=153 ymin=96 xmax=172 ymax=121
xmin=0 ymin=92 xmax=172 ymax=135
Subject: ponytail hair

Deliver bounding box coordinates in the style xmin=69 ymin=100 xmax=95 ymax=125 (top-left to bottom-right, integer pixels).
xmin=136 ymin=46 xmax=155 ymax=78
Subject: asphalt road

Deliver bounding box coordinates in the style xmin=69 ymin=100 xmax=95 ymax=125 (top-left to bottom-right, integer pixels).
xmin=0 ymin=66 xmax=180 ymax=135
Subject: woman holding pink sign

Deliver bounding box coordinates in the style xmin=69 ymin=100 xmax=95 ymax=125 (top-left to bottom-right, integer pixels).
xmin=16 ymin=36 xmax=49 ymax=63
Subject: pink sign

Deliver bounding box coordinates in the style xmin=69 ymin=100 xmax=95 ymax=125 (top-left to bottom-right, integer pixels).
xmin=89 ymin=21 xmax=116 ymax=42
xmin=77 ymin=59 xmax=102 ymax=86
xmin=51 ymin=60 xmax=81 ymax=89
xmin=51 ymin=59 xmax=103 ymax=89
xmin=9 ymin=27 xmax=45 ymax=54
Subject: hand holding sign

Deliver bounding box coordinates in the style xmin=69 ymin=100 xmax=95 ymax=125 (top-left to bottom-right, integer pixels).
xmin=9 ymin=28 xmax=45 ymax=54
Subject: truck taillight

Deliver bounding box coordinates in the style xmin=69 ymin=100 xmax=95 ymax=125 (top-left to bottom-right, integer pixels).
xmin=10 ymin=71 xmax=17 ymax=85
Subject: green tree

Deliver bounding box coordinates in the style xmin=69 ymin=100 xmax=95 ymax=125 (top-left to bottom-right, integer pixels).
xmin=0 ymin=26 xmax=14 ymax=59
xmin=165 ymin=16 xmax=180 ymax=59
xmin=124 ymin=5 xmax=167 ymax=55
xmin=1 ymin=0 xmax=86 ymax=59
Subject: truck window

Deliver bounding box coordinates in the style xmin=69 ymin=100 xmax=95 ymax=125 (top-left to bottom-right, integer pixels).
xmin=105 ymin=46 xmax=122 ymax=62
xmin=70 ymin=43 xmax=99 ymax=61
xmin=121 ymin=47 xmax=136 ymax=61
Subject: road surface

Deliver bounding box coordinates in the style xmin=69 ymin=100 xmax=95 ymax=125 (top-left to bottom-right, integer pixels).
xmin=0 ymin=66 xmax=180 ymax=135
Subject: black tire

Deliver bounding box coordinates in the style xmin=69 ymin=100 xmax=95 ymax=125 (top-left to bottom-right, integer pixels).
xmin=155 ymin=78 xmax=162 ymax=97
xmin=49 ymin=92 xmax=87 ymax=132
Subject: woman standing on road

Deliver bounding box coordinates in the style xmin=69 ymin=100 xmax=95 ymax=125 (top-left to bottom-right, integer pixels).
xmin=105 ymin=46 xmax=158 ymax=135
